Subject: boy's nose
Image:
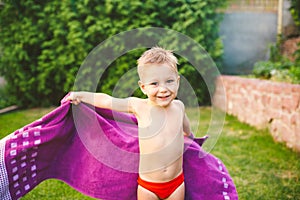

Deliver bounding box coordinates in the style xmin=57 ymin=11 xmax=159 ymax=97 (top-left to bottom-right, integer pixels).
xmin=159 ymin=85 xmax=168 ymax=92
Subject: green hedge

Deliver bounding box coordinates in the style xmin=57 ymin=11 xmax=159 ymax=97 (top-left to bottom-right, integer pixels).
xmin=0 ymin=0 xmax=227 ymax=107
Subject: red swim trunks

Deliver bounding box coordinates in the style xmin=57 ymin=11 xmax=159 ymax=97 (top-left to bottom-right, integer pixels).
xmin=137 ymin=172 xmax=184 ymax=199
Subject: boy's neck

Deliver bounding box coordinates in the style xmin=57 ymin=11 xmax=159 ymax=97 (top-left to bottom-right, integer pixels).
xmin=146 ymin=98 xmax=173 ymax=108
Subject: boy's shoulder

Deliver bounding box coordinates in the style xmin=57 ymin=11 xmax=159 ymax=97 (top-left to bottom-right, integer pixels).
xmin=173 ymin=99 xmax=185 ymax=108
xmin=128 ymin=97 xmax=147 ymax=109
xmin=127 ymin=97 xmax=148 ymax=116
xmin=128 ymin=97 xmax=146 ymax=104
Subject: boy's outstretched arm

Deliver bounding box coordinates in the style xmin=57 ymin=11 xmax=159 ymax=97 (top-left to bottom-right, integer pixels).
xmin=66 ymin=91 xmax=135 ymax=113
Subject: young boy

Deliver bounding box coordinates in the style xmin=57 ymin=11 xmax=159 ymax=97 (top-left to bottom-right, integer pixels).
xmin=67 ymin=47 xmax=192 ymax=200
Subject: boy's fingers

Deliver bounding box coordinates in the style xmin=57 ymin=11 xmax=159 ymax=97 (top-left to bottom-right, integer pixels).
xmin=70 ymin=100 xmax=77 ymax=105
xmin=71 ymin=98 xmax=81 ymax=105
xmin=74 ymin=98 xmax=79 ymax=105
xmin=67 ymin=92 xmax=76 ymax=101
xmin=65 ymin=92 xmax=81 ymax=105
xmin=69 ymin=92 xmax=74 ymax=100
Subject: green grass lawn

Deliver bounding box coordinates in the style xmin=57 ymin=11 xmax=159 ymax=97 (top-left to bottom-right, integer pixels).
xmin=1 ymin=107 xmax=300 ymax=199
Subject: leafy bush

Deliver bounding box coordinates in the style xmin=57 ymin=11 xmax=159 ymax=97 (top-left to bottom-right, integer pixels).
xmin=253 ymin=42 xmax=300 ymax=84
xmin=289 ymin=65 xmax=300 ymax=82
xmin=253 ymin=61 xmax=277 ymax=79
xmin=290 ymin=0 xmax=300 ymax=27
xmin=0 ymin=86 xmax=16 ymax=109
xmin=0 ymin=0 xmax=228 ymax=107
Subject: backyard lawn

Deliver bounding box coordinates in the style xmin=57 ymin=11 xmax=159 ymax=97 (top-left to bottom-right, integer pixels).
xmin=0 ymin=106 xmax=299 ymax=200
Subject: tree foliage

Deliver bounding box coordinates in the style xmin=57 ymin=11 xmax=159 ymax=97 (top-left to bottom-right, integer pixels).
xmin=0 ymin=0 xmax=227 ymax=107
xmin=290 ymin=0 xmax=300 ymax=27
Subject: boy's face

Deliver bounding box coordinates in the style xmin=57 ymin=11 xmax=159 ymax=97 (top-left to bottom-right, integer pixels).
xmin=138 ymin=64 xmax=180 ymax=107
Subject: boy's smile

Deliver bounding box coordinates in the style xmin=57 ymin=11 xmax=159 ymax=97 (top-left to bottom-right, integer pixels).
xmin=138 ymin=64 xmax=180 ymax=107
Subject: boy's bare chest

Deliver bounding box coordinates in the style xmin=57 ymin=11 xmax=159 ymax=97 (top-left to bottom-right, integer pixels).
xmin=137 ymin=105 xmax=183 ymax=139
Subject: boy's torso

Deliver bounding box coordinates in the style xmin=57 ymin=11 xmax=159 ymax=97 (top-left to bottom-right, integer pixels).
xmin=135 ymin=99 xmax=184 ymax=182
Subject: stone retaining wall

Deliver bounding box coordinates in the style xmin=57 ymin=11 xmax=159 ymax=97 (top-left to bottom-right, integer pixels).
xmin=213 ymin=75 xmax=300 ymax=152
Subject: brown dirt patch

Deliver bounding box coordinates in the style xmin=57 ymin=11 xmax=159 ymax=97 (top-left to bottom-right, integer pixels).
xmin=281 ymin=36 xmax=300 ymax=61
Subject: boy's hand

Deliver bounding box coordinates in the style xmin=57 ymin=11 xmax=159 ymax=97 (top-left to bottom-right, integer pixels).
xmin=66 ymin=92 xmax=82 ymax=105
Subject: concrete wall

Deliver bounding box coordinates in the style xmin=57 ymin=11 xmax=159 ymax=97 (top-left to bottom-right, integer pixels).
xmin=219 ymin=0 xmax=294 ymax=75
xmin=219 ymin=12 xmax=277 ymax=74
xmin=213 ymin=75 xmax=300 ymax=152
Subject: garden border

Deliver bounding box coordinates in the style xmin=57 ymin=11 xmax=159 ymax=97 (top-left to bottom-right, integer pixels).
xmin=213 ymin=75 xmax=300 ymax=152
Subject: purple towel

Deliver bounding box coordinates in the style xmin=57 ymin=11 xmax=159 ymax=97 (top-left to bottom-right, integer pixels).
xmin=0 ymin=100 xmax=238 ymax=200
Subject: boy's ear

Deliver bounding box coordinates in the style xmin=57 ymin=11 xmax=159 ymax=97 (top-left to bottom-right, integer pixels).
xmin=176 ymin=75 xmax=180 ymax=90
xmin=138 ymin=80 xmax=146 ymax=94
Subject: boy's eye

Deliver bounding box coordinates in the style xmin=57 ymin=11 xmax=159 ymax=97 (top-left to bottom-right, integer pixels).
xmin=166 ymin=79 xmax=174 ymax=83
xmin=150 ymin=82 xmax=158 ymax=86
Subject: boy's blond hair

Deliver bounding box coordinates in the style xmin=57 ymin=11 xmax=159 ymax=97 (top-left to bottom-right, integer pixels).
xmin=137 ymin=47 xmax=178 ymax=76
